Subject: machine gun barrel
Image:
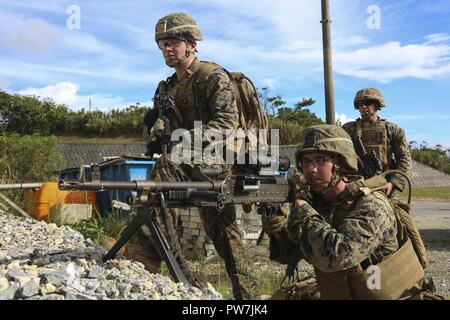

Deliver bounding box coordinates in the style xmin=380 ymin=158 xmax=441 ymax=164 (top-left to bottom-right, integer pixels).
xmin=0 ymin=183 xmax=44 ymax=191
xmin=59 ymin=180 xmax=222 ymax=192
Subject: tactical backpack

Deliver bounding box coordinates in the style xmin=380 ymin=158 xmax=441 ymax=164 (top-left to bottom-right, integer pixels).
xmin=347 ymin=171 xmax=428 ymax=268
xmin=193 ymin=62 xmax=269 ymax=152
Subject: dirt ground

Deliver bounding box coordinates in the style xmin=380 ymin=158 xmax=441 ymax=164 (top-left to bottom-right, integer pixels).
xmin=413 ymin=215 xmax=450 ymax=299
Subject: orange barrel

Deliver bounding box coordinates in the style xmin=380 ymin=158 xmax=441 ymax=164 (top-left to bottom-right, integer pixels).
xmin=25 ymin=182 xmax=97 ymax=220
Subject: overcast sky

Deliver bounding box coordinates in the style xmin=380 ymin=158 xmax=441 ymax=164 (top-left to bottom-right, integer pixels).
xmin=1 ymin=0 xmax=449 ymax=147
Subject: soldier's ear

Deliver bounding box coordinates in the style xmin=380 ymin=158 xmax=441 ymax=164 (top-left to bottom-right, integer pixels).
xmin=186 ymin=41 xmax=197 ymax=53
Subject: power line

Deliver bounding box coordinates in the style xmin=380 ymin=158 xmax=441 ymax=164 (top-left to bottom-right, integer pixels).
xmin=203 ymin=0 xmax=280 ymax=59
xmin=378 ymin=0 xmax=446 ymax=39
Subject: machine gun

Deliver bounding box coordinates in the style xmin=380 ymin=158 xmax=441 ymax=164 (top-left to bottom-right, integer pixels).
xmin=353 ymin=136 xmax=384 ymax=178
xmin=59 ymin=158 xmax=291 ymax=286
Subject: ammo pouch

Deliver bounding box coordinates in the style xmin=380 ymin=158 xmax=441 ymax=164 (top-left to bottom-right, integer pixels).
xmin=315 ymin=238 xmax=424 ymax=300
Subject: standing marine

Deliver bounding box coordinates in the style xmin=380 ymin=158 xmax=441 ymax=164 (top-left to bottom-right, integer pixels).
xmin=342 ymin=88 xmax=412 ymax=197
xmin=140 ymin=12 xmax=255 ymax=300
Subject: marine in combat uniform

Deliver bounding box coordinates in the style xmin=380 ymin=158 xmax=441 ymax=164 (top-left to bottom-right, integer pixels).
xmin=262 ymin=125 xmax=442 ymax=300
xmin=130 ymin=12 xmax=254 ymax=300
xmin=342 ymin=88 xmax=412 ymax=197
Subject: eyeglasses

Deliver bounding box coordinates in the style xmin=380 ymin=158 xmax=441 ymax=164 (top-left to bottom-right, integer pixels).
xmin=356 ymin=100 xmax=376 ymax=108
xmin=157 ymin=39 xmax=185 ymax=50
xmin=298 ymin=156 xmax=333 ymax=168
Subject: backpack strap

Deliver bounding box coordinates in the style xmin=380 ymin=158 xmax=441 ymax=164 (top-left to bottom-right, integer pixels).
xmin=345 ymin=175 xmax=389 ymax=199
xmin=192 ymin=61 xmax=221 ymax=121
xmin=223 ymin=71 xmax=247 ymax=130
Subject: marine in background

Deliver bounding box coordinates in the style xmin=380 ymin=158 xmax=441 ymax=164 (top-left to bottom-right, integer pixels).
xmin=342 ymin=88 xmax=412 ymax=197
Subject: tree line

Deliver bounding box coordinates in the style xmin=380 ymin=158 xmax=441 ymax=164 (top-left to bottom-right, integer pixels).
xmin=0 ymin=88 xmax=323 ymax=144
xmin=409 ymin=141 xmax=450 ymax=175
xmin=0 ymin=91 xmax=148 ymax=136
xmin=1 ymin=89 xmax=449 ymax=174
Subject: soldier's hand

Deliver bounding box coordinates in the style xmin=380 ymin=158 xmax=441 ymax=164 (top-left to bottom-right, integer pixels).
xmin=295 ymin=199 xmax=308 ymax=207
xmin=261 ymin=206 xmax=288 ymax=236
xmin=385 ymin=182 xmax=394 ymax=196
xmin=286 ymin=204 xmax=307 ymax=244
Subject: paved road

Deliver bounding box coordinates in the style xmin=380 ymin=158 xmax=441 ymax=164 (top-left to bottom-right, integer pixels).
xmin=411 ymin=201 xmax=450 ymax=217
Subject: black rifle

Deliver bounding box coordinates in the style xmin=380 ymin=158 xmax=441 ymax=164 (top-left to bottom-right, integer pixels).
xmin=353 ymin=136 xmax=384 ymax=178
xmin=146 ymin=81 xmax=176 ymax=159
xmin=59 ymin=163 xmax=290 ymax=285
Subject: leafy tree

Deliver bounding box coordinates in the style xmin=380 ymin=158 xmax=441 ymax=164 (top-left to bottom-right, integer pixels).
xmin=259 ymin=87 xmax=286 ymax=117
xmin=259 ymin=89 xmax=323 ymax=145
xmin=0 ymin=134 xmax=67 ymax=203
xmin=409 ymin=141 xmax=450 ymax=174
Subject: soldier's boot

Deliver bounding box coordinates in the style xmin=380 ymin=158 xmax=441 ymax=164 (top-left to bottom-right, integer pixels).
xmin=270 ymin=276 xmax=320 ymax=300
xmin=101 ymin=237 xmax=162 ymax=274
xmin=101 ymin=236 xmax=126 ymax=256
xmin=173 ymin=250 xmax=208 ymax=289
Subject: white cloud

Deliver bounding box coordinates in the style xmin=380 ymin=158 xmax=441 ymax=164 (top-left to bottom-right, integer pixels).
xmin=58 ymin=30 xmax=146 ymax=64
xmin=17 ymin=82 xmax=131 ymax=111
xmin=335 ymin=113 xmax=355 ymax=125
xmin=259 ymin=78 xmax=280 ymax=91
xmin=0 ymin=0 xmax=65 ymax=13
xmin=0 ymin=14 xmax=59 ymax=54
xmin=333 ymin=36 xmax=370 ymax=47
xmin=334 ymin=36 xmax=450 ymax=83
xmin=18 ymin=82 xmax=80 ymax=105
xmin=390 ymin=114 xmax=450 ymax=121
xmin=205 ymin=31 xmax=450 ymax=84
xmin=0 ymin=58 xmax=166 ymax=87
xmin=0 ymin=76 xmax=11 ymax=91
xmin=424 ymin=33 xmax=450 ymax=44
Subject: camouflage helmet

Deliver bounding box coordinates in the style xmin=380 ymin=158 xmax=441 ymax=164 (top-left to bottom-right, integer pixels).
xmin=353 ymin=87 xmax=385 ymax=109
xmin=295 ymin=124 xmax=358 ymax=173
xmin=155 ymin=12 xmax=203 ymax=43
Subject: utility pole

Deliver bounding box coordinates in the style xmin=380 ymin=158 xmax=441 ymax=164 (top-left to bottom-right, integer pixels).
xmin=321 ymin=0 xmax=335 ymax=125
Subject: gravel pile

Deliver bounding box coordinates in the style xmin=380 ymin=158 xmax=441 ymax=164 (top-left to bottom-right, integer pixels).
xmin=0 ymin=213 xmax=222 ymax=300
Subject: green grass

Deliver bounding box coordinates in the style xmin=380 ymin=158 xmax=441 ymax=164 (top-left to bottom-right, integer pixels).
xmin=399 ymin=186 xmax=450 ymax=201
xmin=56 ymin=135 xmax=143 ymax=144
xmin=193 ymin=256 xmax=285 ymax=299
xmin=70 ymin=210 xmax=130 ymax=244
xmin=69 ymin=216 xmax=108 ymax=244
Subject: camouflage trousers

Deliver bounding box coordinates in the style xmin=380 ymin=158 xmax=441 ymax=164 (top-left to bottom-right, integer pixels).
xmin=199 ymin=204 xmax=257 ymax=300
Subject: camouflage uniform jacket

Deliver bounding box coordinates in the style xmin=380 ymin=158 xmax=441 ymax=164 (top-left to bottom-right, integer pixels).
xmin=270 ymin=180 xmax=399 ymax=273
xmin=149 ymin=58 xmax=239 ymax=139
xmin=342 ymin=118 xmax=412 ymax=191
